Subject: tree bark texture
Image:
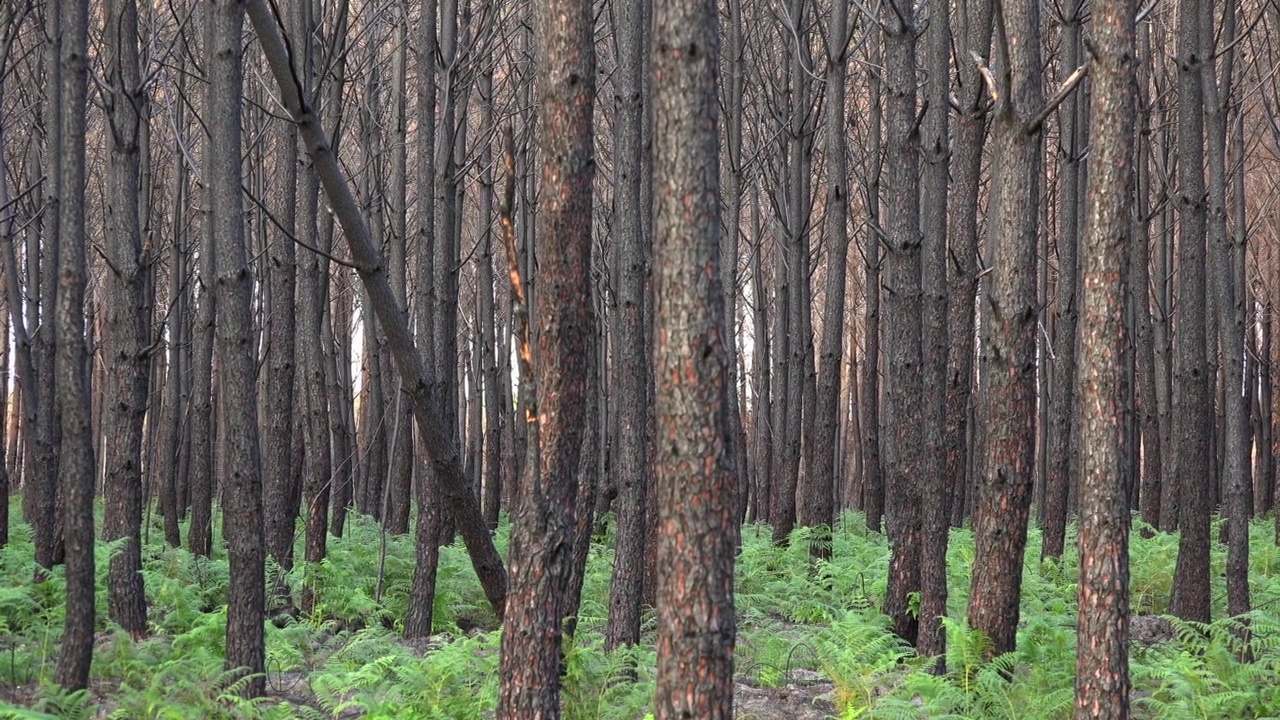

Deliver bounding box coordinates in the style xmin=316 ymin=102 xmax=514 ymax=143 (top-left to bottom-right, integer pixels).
xmin=651 ymin=0 xmax=737 ymax=712
xmin=605 ymin=0 xmax=653 ymax=652
xmin=917 ymin=0 xmax=952 ymax=661
xmin=210 ymin=0 xmax=267 ymax=697
xmin=882 ymin=0 xmax=923 ymax=647
xmin=1073 ymin=0 xmax=1135 ymax=715
xmin=101 ymin=0 xmax=150 ymax=638
xmin=495 ymin=0 xmax=595 ymax=713
xmin=1169 ymin=0 xmax=1211 ymax=624
xmin=53 ymin=0 xmax=94 ymax=691
xmin=966 ymin=0 xmax=1043 ymax=657
xmin=1043 ymin=2 xmax=1086 ymax=561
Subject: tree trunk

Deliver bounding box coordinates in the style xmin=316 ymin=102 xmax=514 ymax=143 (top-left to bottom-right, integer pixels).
xmin=1169 ymin=0 xmax=1212 ymax=624
xmin=101 ymin=0 xmax=150 ymax=638
xmin=477 ymin=61 xmax=502 ymax=530
xmin=605 ymin=0 xmax=653 ymax=652
xmin=1133 ymin=14 xmax=1162 ymax=529
xmin=1074 ymin=3 xmax=1135 ymax=715
xmin=966 ymin=0 xmax=1043 ymax=657
xmin=751 ymin=185 xmax=772 ymax=523
xmin=917 ymin=0 xmax=952 ymax=661
xmin=1042 ymin=2 xmax=1085 ymax=561
xmin=263 ymin=38 xmax=300 ymax=604
xmin=434 ymin=0 xmax=463 ymax=544
xmin=1203 ymin=0 xmax=1249 ymax=619
xmin=770 ymin=0 xmax=814 ymax=545
xmin=53 ymin=0 xmax=93 ymax=690
xmin=31 ymin=0 xmax=65 ymax=572
xmin=945 ymin=0 xmax=992 ymax=533
xmin=405 ymin=0 xmax=440 ymax=638
xmin=295 ymin=0 xmax=330 ymax=612
xmin=861 ymin=33 xmax=884 ymax=533
xmin=802 ymin=0 xmax=850 ymax=561
xmin=210 ymin=0 xmax=266 ymax=696
xmin=652 ymin=0 xmax=737 ymax=709
xmin=496 ymin=0 xmax=595 ymax=711
xmin=882 ymin=0 xmax=923 ymax=647
xmin=386 ymin=2 xmax=414 ymax=537
xmin=187 ymin=9 xmax=219 ymax=558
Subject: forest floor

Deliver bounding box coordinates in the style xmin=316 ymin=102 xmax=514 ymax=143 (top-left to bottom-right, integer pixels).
xmin=3 ymin=504 xmax=1280 ymax=719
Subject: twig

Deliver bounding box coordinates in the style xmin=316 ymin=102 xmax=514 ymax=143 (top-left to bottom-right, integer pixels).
xmin=1027 ymin=63 xmax=1089 ymax=135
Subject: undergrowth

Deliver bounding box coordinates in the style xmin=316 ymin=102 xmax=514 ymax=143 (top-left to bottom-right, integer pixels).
xmin=2 ymin=500 xmax=1280 ymax=719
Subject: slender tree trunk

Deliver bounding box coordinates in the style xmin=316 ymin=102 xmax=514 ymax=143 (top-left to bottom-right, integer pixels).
xmin=405 ymin=0 xmax=441 ymax=638
xmin=605 ymin=0 xmax=653 ymax=652
xmin=1169 ymin=0 xmax=1212 ymax=623
xmin=771 ymin=0 xmax=813 ymax=544
xmin=882 ymin=0 xmax=924 ymax=646
xmin=802 ymin=0 xmax=850 ymax=560
xmin=477 ymin=60 xmax=502 ymax=530
xmin=861 ymin=34 xmax=884 ymax=533
xmin=945 ymin=0 xmax=992 ymax=533
xmin=295 ymin=0 xmax=329 ymax=612
xmin=101 ymin=0 xmax=150 ymax=638
xmin=263 ymin=37 xmax=300 ymax=603
xmin=1258 ymin=303 xmax=1274 ymax=515
xmin=385 ymin=3 xmax=414 ymax=538
xmin=434 ymin=0 xmax=463 ymax=544
xmin=187 ymin=9 xmax=218 ymax=558
xmin=751 ymin=184 xmax=772 ymax=523
xmin=210 ymin=0 xmax=266 ymax=696
xmin=1043 ymin=2 xmax=1085 ymax=561
xmin=721 ymin=0 xmax=747 ymax=531
xmin=53 ymin=0 xmax=93 ymax=690
xmin=1133 ymin=15 xmax=1162 ymax=529
xmin=31 ymin=0 xmax=65 ymax=572
xmin=1203 ymin=0 xmax=1249 ymax=619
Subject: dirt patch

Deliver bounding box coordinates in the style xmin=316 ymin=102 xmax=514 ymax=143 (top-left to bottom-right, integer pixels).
xmin=735 ymin=669 xmax=838 ymax=720
xmin=1130 ymin=615 xmax=1176 ymax=647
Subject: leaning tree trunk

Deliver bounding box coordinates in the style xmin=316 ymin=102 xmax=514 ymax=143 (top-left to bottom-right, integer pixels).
xmin=247 ymin=0 xmax=509 ymax=622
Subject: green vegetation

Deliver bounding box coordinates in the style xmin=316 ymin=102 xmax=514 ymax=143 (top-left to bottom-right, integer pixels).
xmin=3 ymin=506 xmax=1280 ymax=719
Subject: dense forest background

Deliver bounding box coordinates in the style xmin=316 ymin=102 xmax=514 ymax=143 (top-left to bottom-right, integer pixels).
xmin=2 ymin=0 xmax=1280 ymax=717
